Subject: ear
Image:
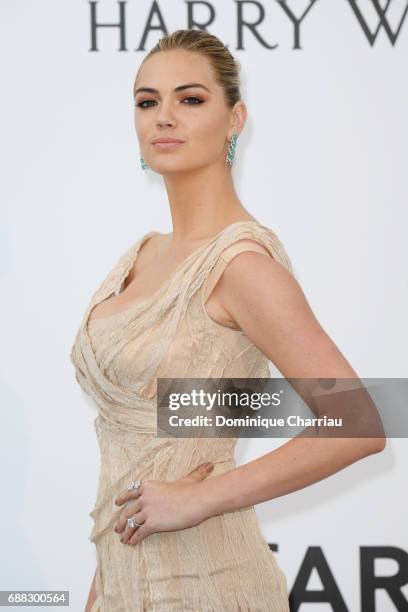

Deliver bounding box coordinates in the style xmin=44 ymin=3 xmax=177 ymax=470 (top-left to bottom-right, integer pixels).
xmin=229 ymin=100 xmax=247 ymax=138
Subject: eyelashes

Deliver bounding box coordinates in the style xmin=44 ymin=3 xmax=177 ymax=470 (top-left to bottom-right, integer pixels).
xmin=135 ymin=96 xmax=204 ymax=109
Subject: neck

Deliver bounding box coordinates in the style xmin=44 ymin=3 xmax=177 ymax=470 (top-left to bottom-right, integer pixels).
xmin=161 ymin=162 xmax=255 ymax=245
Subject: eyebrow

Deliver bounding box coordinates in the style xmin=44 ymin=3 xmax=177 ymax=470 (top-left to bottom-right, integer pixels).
xmin=134 ymin=83 xmax=211 ymax=96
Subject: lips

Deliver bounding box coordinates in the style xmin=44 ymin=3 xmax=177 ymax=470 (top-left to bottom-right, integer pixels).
xmin=152 ymin=138 xmax=185 ymax=144
xmin=151 ymin=138 xmax=186 ymax=150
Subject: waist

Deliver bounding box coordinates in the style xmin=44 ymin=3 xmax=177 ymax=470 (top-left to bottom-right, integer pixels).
xmin=94 ymin=402 xmax=157 ymax=442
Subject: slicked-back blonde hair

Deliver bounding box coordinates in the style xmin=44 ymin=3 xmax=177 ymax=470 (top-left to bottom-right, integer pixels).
xmin=134 ymin=28 xmax=242 ymax=108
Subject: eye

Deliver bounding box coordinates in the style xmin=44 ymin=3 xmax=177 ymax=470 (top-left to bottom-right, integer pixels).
xmin=182 ymin=96 xmax=203 ymax=105
xmin=135 ymin=96 xmax=204 ymax=109
xmin=136 ymin=99 xmax=155 ymax=109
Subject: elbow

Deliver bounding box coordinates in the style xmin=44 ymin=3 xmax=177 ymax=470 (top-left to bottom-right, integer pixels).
xmin=347 ymin=435 xmax=386 ymax=462
xmin=367 ymin=436 xmax=387 ymax=454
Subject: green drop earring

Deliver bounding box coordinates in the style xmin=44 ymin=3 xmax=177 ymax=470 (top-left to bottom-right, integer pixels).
xmin=226 ymin=132 xmax=238 ymax=167
xmin=140 ymin=155 xmax=149 ymax=172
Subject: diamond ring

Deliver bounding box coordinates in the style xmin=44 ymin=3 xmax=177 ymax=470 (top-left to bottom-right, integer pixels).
xmin=127 ymin=515 xmax=143 ymax=529
xmin=127 ymin=479 xmax=142 ymax=493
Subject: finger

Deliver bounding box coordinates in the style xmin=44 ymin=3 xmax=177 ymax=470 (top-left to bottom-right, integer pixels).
xmin=114 ymin=500 xmax=142 ymax=534
xmin=127 ymin=523 xmax=150 ymax=546
xmin=114 ymin=484 xmax=143 ymax=506
xmin=179 ymin=462 xmax=214 ymax=484
xmin=120 ymin=512 xmax=146 ymax=544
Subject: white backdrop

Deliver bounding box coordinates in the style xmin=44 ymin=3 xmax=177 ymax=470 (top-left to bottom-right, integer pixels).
xmin=1 ymin=1 xmax=407 ymax=610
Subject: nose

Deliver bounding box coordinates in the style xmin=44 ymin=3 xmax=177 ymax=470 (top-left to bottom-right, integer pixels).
xmin=157 ymin=119 xmax=174 ymax=128
xmin=155 ymin=98 xmax=177 ymax=129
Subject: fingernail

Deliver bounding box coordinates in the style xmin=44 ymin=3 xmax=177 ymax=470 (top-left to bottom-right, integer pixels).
xmin=205 ymin=463 xmax=214 ymax=470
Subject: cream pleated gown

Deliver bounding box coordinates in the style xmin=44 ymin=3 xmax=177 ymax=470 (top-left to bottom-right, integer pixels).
xmin=70 ymin=220 xmax=294 ymax=611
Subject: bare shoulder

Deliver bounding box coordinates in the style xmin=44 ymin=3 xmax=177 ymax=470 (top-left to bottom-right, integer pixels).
xmin=125 ymin=231 xmax=167 ymax=285
xmin=215 ymin=251 xmax=358 ymax=378
xmin=204 ymin=248 xmax=285 ymax=330
xmin=139 ymin=230 xmax=169 ymax=262
xmin=216 ymin=248 xmax=293 ymax=321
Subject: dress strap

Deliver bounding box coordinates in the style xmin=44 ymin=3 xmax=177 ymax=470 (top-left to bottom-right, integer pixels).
xmin=202 ymin=238 xmax=273 ymax=303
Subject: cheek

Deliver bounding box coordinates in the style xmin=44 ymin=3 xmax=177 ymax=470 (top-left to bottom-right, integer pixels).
xmin=133 ymin=109 xmax=149 ymax=131
xmin=194 ymin=113 xmax=228 ymax=148
xmin=134 ymin=112 xmax=149 ymax=136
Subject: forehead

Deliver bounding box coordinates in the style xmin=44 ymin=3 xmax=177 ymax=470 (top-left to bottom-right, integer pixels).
xmin=135 ymin=49 xmax=216 ymax=90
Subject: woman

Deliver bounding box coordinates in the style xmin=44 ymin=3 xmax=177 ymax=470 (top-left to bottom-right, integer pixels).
xmin=70 ymin=29 xmax=385 ymax=611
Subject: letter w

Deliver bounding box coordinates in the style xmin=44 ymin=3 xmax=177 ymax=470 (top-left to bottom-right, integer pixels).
xmin=347 ymin=0 xmax=408 ymax=46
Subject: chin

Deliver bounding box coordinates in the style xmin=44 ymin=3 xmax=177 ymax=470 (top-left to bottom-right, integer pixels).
xmin=154 ymin=159 xmax=198 ymax=173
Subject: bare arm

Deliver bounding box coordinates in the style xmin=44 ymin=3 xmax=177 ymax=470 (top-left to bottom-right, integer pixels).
xmin=84 ymin=569 xmax=97 ymax=612
xmin=195 ymin=251 xmax=386 ymax=518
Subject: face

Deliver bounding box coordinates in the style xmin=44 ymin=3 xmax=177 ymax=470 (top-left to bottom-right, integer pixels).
xmin=133 ymin=49 xmax=246 ymax=175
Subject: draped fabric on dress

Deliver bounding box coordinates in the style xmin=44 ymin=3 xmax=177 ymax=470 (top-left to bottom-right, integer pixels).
xmin=70 ymin=220 xmax=294 ymax=611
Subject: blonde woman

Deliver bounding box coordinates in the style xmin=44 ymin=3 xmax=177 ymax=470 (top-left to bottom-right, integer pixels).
xmin=71 ymin=28 xmax=385 ymax=612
